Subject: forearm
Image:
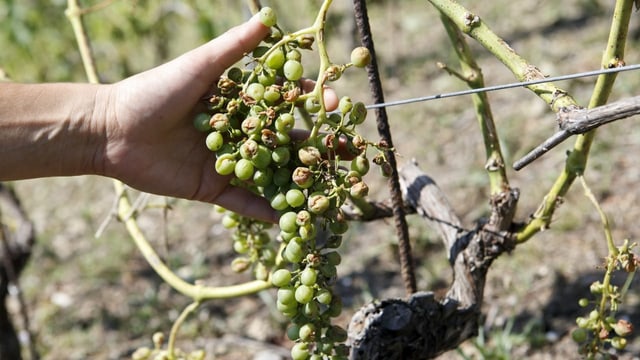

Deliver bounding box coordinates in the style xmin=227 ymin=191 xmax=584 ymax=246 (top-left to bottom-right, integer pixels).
xmin=0 ymin=82 xmax=107 ymax=180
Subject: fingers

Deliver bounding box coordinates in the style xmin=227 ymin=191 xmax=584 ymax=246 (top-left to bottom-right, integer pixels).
xmin=185 ymin=14 xmax=271 ymax=82
xmin=300 ymin=79 xmax=339 ymax=111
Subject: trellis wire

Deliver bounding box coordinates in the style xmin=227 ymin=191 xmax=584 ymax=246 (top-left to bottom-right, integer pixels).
xmin=365 ymin=63 xmax=640 ymax=110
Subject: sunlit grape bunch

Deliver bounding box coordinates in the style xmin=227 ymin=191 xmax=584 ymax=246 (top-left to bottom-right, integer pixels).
xmin=193 ymin=5 xmax=391 ymax=359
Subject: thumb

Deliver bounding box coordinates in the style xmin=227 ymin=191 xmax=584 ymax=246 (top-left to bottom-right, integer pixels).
xmin=186 ymin=14 xmax=270 ymax=81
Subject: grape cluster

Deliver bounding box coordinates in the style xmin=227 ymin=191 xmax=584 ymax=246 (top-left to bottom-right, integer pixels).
xmin=194 ymin=6 xmax=388 ymax=360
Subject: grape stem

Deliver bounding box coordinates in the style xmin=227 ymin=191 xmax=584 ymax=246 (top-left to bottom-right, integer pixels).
xmin=167 ymin=301 xmax=201 ymax=359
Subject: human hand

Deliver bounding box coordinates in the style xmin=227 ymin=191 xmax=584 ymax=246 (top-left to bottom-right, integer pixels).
xmin=95 ymin=14 xmax=337 ymax=222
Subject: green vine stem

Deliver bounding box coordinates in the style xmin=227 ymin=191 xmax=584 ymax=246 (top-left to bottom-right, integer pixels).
xmin=439 ymin=14 xmax=509 ymax=195
xmin=428 ymin=0 xmax=634 ymax=243
xmin=516 ymin=0 xmax=634 ymax=243
xmin=112 ymin=180 xmax=272 ymax=300
xmin=428 ymin=0 xmax=579 ymax=112
xmin=65 ymin=0 xmax=272 ymax=301
xmin=167 ymin=301 xmax=201 ymax=359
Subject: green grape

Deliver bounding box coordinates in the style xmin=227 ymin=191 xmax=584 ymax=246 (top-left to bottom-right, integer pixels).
xmin=271 ymin=268 xmax=292 ymax=287
xmin=215 ymin=154 xmax=237 ymax=175
xmin=274 ymin=167 xmax=292 ymax=187
xmin=316 ymin=288 xmax=332 ymax=305
xmin=338 ymin=96 xmax=353 ymax=114
xmin=300 ymin=267 xmax=318 ymax=286
xmin=246 ymin=82 xmax=265 ymax=102
xmin=284 ymin=60 xmax=304 ymax=81
xmin=326 ymin=235 xmax=343 ymax=248
xmin=326 ymin=296 xmax=343 ymax=317
xmin=233 ymin=240 xmax=249 ymax=254
xmin=304 ymin=96 xmax=321 ymax=113
xmin=351 ymin=155 xmax=370 ymax=175
xmin=264 ymin=85 xmax=281 ymax=104
xmin=276 ymin=113 xmax=295 ymax=133
xmin=287 ymin=49 xmax=302 ymax=62
xmin=193 ymin=113 xmax=212 ymax=132
xmin=287 ymin=324 xmax=301 ymax=341
xmin=291 ymin=342 xmax=310 ymax=360
xmin=221 ymin=214 xmax=238 ymax=228
xmin=258 ymin=69 xmax=276 ymax=86
xmin=349 ymin=101 xmax=368 ymax=125
xmin=205 ymin=131 xmax=224 ymax=152
xmin=279 ymin=211 xmax=299 ymax=233
xmin=272 ymin=146 xmax=291 ymax=166
xmin=350 ymin=46 xmax=371 ymax=68
xmin=295 ymin=284 xmax=314 ymax=304
xmin=270 ymin=192 xmax=289 ymax=211
xmin=325 ymin=251 xmax=342 ymax=266
xmin=251 ymin=145 xmax=272 ymax=169
xmin=276 ymin=131 xmax=291 ymax=145
xmin=285 ymin=240 xmax=304 ymax=263
xmin=611 ymin=336 xmax=627 ymax=350
xmin=234 ymin=158 xmax=255 ymax=180
xmin=299 ymin=224 xmax=316 ymax=241
xmin=280 ymin=230 xmax=297 ymax=242
xmin=266 ymin=47 xmax=286 ymax=70
xmin=298 ymin=323 xmax=315 ymax=342
xmin=253 ymin=168 xmax=274 ymax=187
xmin=286 ymin=189 xmax=306 ymax=208
xmin=303 ymin=300 xmax=318 ymax=317
xmin=277 ymin=286 xmax=297 ymax=306
xmin=329 ymin=220 xmax=349 ymax=235
xmin=258 ymin=6 xmax=277 ymax=27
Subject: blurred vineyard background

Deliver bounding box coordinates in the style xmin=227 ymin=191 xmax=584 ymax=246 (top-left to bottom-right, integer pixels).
xmin=2 ymin=0 xmax=640 ymax=359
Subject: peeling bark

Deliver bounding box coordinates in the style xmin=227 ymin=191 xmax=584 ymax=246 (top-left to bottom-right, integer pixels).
xmin=347 ymin=161 xmax=518 ymax=359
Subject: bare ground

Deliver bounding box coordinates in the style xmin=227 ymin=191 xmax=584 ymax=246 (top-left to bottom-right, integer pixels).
xmin=4 ymin=0 xmax=640 ymax=359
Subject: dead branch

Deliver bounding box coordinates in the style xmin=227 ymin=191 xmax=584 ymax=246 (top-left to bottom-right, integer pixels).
xmin=347 ymin=161 xmax=518 ymax=359
xmin=0 ymin=183 xmax=37 ymax=360
xmin=514 ymin=95 xmax=640 ymax=170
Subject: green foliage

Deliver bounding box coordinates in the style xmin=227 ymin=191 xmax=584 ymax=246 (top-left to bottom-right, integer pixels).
xmin=0 ymin=0 xmax=245 ymax=82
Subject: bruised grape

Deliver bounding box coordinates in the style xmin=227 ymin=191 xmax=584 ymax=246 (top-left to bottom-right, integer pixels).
xmin=215 ymin=154 xmax=236 ymax=175
xmin=246 ymin=82 xmax=265 ymax=102
xmin=350 ymin=46 xmax=371 ymax=68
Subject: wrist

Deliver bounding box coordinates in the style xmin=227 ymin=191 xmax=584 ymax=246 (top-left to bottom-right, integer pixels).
xmin=0 ymin=82 xmax=108 ymax=180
